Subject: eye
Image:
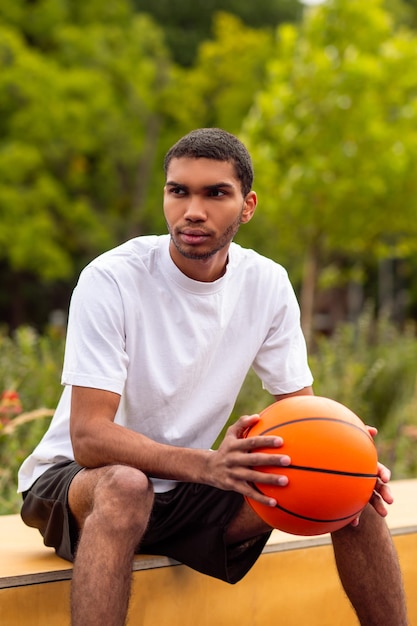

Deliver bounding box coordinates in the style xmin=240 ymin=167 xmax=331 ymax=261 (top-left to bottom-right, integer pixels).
xmin=208 ymin=188 xmax=226 ymax=198
xmin=168 ymin=185 xmax=187 ymax=196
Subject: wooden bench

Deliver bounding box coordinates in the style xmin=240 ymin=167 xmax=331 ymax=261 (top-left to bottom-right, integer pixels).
xmin=1 ymin=479 xmax=416 ymax=625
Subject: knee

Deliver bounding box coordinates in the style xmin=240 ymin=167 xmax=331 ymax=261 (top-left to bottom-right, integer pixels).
xmin=93 ymin=465 xmax=154 ymax=533
xmin=332 ymin=503 xmax=389 ymax=545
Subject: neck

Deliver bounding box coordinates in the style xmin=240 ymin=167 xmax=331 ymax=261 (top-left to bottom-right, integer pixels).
xmin=168 ymin=241 xmax=229 ymax=282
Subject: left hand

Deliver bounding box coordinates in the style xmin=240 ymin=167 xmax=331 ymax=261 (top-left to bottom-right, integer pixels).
xmin=350 ymin=426 xmax=393 ymax=526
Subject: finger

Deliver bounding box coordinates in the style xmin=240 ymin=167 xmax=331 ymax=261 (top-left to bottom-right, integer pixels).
xmin=242 ymin=481 xmax=279 ymax=508
xmin=223 ymin=433 xmax=286 ymax=456
xmin=377 ymin=461 xmax=391 ymax=483
xmin=247 ymin=490 xmax=277 ymax=508
xmin=244 ymin=450 xmax=291 ymax=468
xmin=370 ymin=490 xmax=388 ymax=517
xmin=244 ymin=467 xmax=289 ymax=486
xmin=229 ymin=414 xmax=261 ymax=438
xmin=374 ymin=479 xmax=394 ymax=505
xmin=242 ymin=434 xmax=285 ymax=452
xmin=224 ymin=465 xmax=289 ymax=498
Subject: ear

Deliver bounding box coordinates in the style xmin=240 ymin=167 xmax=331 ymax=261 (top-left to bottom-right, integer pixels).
xmin=240 ymin=191 xmax=257 ymax=224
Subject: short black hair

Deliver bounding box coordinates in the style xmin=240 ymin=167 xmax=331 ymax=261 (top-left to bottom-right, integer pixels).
xmin=164 ymin=128 xmax=254 ymax=197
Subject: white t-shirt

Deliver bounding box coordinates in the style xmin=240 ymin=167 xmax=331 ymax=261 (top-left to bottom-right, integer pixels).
xmin=18 ymin=235 xmax=313 ymax=493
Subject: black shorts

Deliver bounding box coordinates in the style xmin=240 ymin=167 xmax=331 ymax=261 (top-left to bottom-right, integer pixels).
xmin=21 ymin=461 xmax=271 ymax=584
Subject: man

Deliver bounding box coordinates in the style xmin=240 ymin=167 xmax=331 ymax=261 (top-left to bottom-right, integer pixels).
xmin=19 ymin=128 xmax=407 ymax=626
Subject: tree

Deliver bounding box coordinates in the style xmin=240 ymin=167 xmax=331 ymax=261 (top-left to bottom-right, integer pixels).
xmin=243 ymin=0 xmax=417 ymax=344
xmin=384 ymin=0 xmax=417 ymax=28
xmin=163 ymin=13 xmax=274 ymax=132
xmin=132 ymin=0 xmax=303 ymax=66
xmin=0 ymin=2 xmax=171 ymax=326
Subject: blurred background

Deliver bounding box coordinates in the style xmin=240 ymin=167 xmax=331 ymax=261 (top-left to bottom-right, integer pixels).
xmin=1 ymin=0 xmax=417 ymax=513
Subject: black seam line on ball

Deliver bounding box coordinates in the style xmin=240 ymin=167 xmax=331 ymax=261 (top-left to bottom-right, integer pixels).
xmin=287 ymin=465 xmax=379 ymax=479
xmin=258 ymin=416 xmax=371 ymax=436
xmin=272 ymin=501 xmax=364 ymax=523
xmin=250 ymin=484 xmax=365 ymax=523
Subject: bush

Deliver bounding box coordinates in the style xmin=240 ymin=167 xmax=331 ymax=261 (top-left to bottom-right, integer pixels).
xmin=230 ymin=310 xmax=417 ymax=479
xmin=308 ymin=310 xmax=417 ymax=478
xmin=0 ymin=326 xmax=64 ymax=514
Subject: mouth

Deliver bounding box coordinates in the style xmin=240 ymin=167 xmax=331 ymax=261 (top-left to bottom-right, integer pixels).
xmin=178 ymin=229 xmax=210 ymax=245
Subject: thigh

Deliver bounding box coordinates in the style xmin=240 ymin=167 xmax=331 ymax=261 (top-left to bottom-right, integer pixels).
xmin=68 ymin=465 xmax=112 ymax=529
xmin=226 ymin=499 xmax=272 ymax=544
xmin=68 ymin=464 xmax=152 ymax=530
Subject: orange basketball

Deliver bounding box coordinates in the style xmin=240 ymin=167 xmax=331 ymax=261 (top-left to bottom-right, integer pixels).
xmin=245 ymin=396 xmax=378 ymax=535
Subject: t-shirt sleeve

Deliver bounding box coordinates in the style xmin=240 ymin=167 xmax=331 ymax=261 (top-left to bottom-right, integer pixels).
xmin=252 ymin=270 xmax=314 ymax=395
xmin=61 ymin=266 xmax=129 ymax=395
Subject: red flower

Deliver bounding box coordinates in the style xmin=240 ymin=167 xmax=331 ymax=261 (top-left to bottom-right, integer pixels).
xmin=0 ymin=390 xmax=23 ymax=425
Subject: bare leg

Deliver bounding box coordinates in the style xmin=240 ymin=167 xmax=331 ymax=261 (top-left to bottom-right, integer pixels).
xmin=225 ymin=499 xmax=271 ymax=544
xmin=68 ymin=465 xmax=154 ymax=626
xmin=227 ymin=501 xmax=408 ymax=625
xmin=331 ymin=504 xmax=408 ymax=626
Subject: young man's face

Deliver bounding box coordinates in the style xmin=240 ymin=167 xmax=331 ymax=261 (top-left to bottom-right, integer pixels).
xmin=164 ymin=157 xmax=257 ymax=280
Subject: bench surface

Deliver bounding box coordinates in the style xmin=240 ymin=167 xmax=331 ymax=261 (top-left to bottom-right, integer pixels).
xmin=1 ymin=478 xmax=416 ymax=588
xmin=0 ymin=480 xmax=416 ymax=626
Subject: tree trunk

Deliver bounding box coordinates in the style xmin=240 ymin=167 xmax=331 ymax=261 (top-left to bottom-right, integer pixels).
xmin=300 ymin=245 xmax=320 ymax=351
xmin=128 ymin=114 xmax=162 ymax=239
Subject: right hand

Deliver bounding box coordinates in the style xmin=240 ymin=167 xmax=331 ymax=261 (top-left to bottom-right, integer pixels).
xmin=205 ymin=414 xmax=291 ymax=507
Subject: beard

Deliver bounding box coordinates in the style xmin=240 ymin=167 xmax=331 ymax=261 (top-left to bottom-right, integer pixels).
xmin=168 ymin=211 xmax=243 ymax=261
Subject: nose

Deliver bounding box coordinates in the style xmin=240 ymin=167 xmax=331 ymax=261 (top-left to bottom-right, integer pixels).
xmin=184 ymin=194 xmax=207 ymax=221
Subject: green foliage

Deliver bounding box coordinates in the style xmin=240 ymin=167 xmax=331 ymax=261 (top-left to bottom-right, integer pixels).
xmin=385 ymin=0 xmax=417 ymax=28
xmin=132 ymin=0 xmax=302 ymax=66
xmin=244 ymin=0 xmax=417 ymax=265
xmin=242 ymin=0 xmax=417 ymax=341
xmin=309 ymin=310 xmax=417 ymax=478
xmin=0 ymin=0 xmax=135 ymax=45
xmin=229 ymin=310 xmax=417 ymax=478
xmin=309 ymin=311 xmax=417 ymax=427
xmin=0 ymin=326 xmax=63 ymax=408
xmin=0 ymin=9 xmax=171 ymax=282
xmin=0 ymin=326 xmax=64 ymax=514
xmin=164 ymin=13 xmax=274 ymax=134
xmin=3 ymin=0 xmax=417 ymax=330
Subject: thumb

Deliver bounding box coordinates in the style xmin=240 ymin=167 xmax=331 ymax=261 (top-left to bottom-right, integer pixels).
xmin=230 ymin=413 xmax=260 ymax=439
